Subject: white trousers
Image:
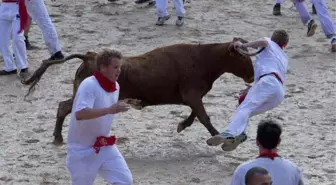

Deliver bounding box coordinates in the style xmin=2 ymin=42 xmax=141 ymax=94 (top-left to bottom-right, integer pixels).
xmin=25 ymin=0 xmax=61 ymax=55
xmin=0 ymin=3 xmax=28 ymax=71
xmin=155 ymin=0 xmax=185 ymax=17
xmin=293 ymin=0 xmax=335 ymax=38
xmin=225 ymin=75 xmax=285 ymax=136
xmin=66 ymin=144 xmax=133 ymax=185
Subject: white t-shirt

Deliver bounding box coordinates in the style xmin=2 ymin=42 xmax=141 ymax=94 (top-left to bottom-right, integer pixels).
xmin=67 ymin=76 xmax=120 ymax=147
xmin=254 ymin=37 xmax=288 ymax=83
xmin=229 ymin=157 xmax=304 ymax=185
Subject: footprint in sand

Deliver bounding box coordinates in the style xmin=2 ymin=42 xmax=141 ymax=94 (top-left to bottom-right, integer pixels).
xmin=190 ymin=177 xmax=201 ymax=183
xmin=117 ymin=137 xmax=130 ymax=145
xmin=25 ymin=139 xmax=40 ymax=144
xmin=33 ymin=128 xmax=47 ymax=133
xmin=0 ymin=176 xmax=13 ymax=183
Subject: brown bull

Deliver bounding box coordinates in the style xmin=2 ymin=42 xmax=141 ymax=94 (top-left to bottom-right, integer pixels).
xmin=22 ymin=38 xmax=259 ymax=145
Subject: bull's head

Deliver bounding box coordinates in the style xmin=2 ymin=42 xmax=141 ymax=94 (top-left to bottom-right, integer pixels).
xmin=228 ymin=37 xmax=249 ymax=56
xmin=227 ymin=37 xmax=255 ymax=84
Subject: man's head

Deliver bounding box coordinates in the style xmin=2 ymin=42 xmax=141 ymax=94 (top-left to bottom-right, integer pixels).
xmin=96 ymin=48 xmax=122 ymax=82
xmin=256 ymin=120 xmax=282 ymax=150
xmin=245 ymin=167 xmax=272 ymax=185
xmin=271 ymin=30 xmax=289 ymax=49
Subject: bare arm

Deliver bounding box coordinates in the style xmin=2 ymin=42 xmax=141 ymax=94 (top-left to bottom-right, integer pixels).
xmin=242 ymin=39 xmax=269 ymax=49
xmin=76 ymin=108 xmax=111 ymax=120
xmin=75 ymin=102 xmax=129 ymax=121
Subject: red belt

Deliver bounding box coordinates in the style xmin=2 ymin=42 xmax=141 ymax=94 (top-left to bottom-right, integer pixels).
xmin=237 ymin=72 xmax=283 ymax=105
xmin=93 ymin=136 xmax=116 ymax=154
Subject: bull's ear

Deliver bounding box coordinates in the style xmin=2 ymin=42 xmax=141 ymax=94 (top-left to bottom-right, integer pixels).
xmin=232 ymin=37 xmax=239 ymax=42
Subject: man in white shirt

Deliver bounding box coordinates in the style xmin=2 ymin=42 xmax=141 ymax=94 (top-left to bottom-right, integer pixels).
xmin=229 ymin=120 xmax=304 ymax=185
xmin=66 ymin=49 xmax=133 ymax=185
xmin=245 ymin=167 xmax=272 ymax=185
xmin=207 ymin=30 xmax=289 ymax=151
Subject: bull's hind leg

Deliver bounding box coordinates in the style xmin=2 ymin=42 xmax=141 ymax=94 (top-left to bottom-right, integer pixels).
xmin=53 ymin=98 xmax=73 ymax=145
xmin=177 ymin=111 xmax=196 ymax=133
xmin=181 ymin=90 xmax=219 ymax=136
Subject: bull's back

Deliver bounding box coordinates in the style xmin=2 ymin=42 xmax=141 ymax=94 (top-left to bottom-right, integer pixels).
xmin=118 ymin=46 xmax=191 ymax=105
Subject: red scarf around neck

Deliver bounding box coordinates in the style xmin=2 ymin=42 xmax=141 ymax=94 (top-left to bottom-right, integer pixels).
xmin=93 ymin=72 xmax=116 ymax=92
xmin=257 ymin=150 xmax=280 ymax=160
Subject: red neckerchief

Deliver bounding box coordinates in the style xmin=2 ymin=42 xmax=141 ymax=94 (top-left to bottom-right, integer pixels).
xmin=18 ymin=0 xmax=29 ymax=34
xmin=93 ymin=72 xmax=116 ymax=92
xmin=257 ymin=150 xmax=280 ymax=160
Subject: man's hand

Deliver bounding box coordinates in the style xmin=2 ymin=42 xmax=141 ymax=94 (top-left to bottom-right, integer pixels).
xmin=109 ymin=101 xmax=131 ymax=114
xmin=233 ymin=41 xmax=244 ymax=50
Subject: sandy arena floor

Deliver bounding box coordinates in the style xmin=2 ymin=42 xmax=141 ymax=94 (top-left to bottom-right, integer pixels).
xmin=0 ymin=0 xmax=335 ymax=184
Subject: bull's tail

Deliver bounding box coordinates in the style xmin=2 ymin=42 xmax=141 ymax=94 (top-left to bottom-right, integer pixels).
xmin=22 ymin=54 xmax=89 ymax=99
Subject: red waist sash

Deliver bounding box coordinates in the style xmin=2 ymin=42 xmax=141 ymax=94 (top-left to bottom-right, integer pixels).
xmin=93 ymin=136 xmax=116 ymax=154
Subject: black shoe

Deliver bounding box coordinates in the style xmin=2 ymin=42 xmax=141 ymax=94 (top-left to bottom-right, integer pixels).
xmin=49 ymin=51 xmax=64 ymax=61
xmin=135 ymin=0 xmax=151 ymax=4
xmin=20 ymin=68 xmax=28 ymax=73
xmin=148 ymin=0 xmax=155 ymax=6
xmin=0 ymin=69 xmax=17 ymax=76
xmin=312 ymin=4 xmax=316 ymax=14
xmin=307 ymin=19 xmax=317 ymax=37
xmin=273 ymin=3 xmax=281 ymax=16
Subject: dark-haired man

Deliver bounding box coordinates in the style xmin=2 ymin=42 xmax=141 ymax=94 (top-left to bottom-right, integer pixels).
xmin=229 ymin=120 xmax=304 ymax=185
xmin=245 ymin=167 xmax=272 ymax=185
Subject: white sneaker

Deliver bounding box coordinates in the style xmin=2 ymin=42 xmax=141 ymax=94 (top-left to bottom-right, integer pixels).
xmin=206 ymin=131 xmax=247 ymax=147
xmin=176 ymin=16 xmax=184 ymax=27
xmin=221 ymin=133 xmax=248 ymax=151
xmin=156 ymin=15 xmax=171 ymax=26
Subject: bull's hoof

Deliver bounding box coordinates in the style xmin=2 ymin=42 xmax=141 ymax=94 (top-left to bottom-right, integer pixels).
xmin=177 ymin=123 xmax=186 ymax=133
xmin=52 ymin=136 xmax=64 ymax=145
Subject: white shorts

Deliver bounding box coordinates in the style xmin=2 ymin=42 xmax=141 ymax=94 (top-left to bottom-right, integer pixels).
xmin=66 ymin=144 xmax=133 ymax=185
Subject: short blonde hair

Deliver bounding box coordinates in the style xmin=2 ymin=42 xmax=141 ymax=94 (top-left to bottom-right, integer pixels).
xmin=271 ymin=30 xmax=289 ymax=46
xmin=96 ymin=48 xmax=122 ymax=69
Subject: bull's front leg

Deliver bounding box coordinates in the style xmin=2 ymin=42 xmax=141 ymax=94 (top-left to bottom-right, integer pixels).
xmin=53 ymin=98 xmax=73 ymax=145
xmin=181 ymin=89 xmax=219 ymax=136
